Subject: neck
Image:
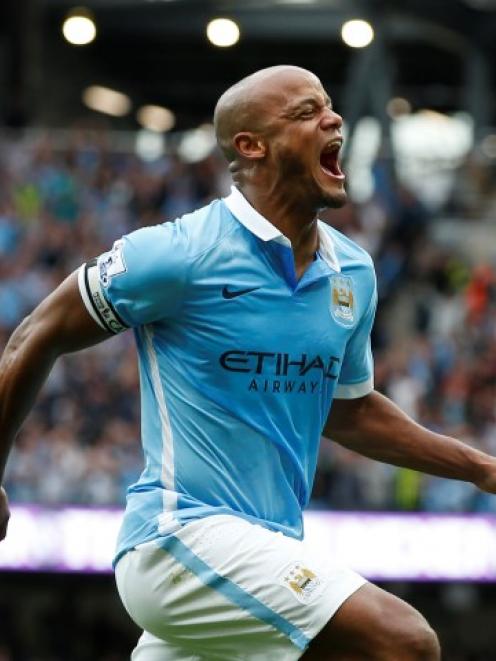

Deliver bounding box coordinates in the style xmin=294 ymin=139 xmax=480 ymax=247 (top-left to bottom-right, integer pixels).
xmin=237 ymin=182 xmax=319 ymax=262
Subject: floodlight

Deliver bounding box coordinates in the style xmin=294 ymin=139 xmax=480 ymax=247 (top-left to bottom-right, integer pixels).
xmin=341 ymin=19 xmax=374 ymax=48
xmin=82 ymin=86 xmax=131 ymax=117
xmin=206 ymin=18 xmax=240 ymax=47
xmin=387 ymin=97 xmax=412 ymax=118
xmin=481 ymin=134 xmax=496 ymax=159
xmin=62 ymin=8 xmax=97 ymax=45
xmin=137 ymin=105 xmax=175 ymax=132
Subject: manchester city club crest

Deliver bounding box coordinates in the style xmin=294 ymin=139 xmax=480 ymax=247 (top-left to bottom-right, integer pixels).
xmin=279 ymin=562 xmax=324 ymax=605
xmin=330 ymin=275 xmax=356 ymax=327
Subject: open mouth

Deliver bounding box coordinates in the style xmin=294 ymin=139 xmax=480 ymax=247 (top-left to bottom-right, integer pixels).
xmin=320 ymin=140 xmax=345 ymax=180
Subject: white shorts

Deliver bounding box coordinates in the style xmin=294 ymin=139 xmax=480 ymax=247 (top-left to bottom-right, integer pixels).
xmin=115 ymin=514 xmax=366 ymax=660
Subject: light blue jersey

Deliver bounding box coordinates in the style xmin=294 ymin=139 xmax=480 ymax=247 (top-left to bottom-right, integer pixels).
xmin=78 ymin=187 xmax=377 ymax=566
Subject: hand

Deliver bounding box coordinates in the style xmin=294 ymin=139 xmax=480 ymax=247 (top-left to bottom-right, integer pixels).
xmin=474 ymin=461 xmax=496 ymax=494
xmin=0 ymin=487 xmax=10 ymax=541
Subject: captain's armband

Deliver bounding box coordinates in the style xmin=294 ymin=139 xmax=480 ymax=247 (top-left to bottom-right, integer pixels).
xmin=78 ymin=259 xmax=129 ymax=334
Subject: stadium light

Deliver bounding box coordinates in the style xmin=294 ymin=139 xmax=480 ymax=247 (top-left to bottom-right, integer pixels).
xmin=62 ymin=8 xmax=97 ymax=46
xmin=137 ymin=105 xmax=175 ymax=132
xmin=387 ymin=97 xmax=412 ymax=118
xmin=206 ymin=18 xmax=240 ymax=47
xmin=178 ymin=124 xmax=217 ymax=163
xmin=341 ymin=19 xmax=374 ymax=48
xmin=418 ymin=109 xmax=449 ymax=121
xmin=82 ymin=85 xmax=131 ymax=117
xmin=135 ymin=130 xmax=166 ymax=161
xmin=481 ymin=134 xmax=496 ymax=159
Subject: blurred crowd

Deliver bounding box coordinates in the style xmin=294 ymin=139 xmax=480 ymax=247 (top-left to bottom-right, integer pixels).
xmin=1 ymin=130 xmax=496 ymax=514
xmin=0 ymin=131 xmax=227 ymax=506
xmin=0 ymin=572 xmax=493 ymax=661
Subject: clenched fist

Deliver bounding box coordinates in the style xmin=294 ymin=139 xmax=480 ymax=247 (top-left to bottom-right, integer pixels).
xmin=0 ymin=487 xmax=10 ymax=541
xmin=474 ymin=459 xmax=496 ymax=495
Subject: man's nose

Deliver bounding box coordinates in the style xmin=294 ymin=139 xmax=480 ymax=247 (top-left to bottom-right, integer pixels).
xmin=320 ymin=109 xmax=343 ymax=130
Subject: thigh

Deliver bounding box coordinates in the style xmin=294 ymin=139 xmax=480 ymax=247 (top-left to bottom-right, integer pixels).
xmin=115 ymin=515 xmax=366 ymax=660
xmin=131 ymin=631 xmax=201 ymax=661
xmin=301 ymin=582 xmax=440 ymax=661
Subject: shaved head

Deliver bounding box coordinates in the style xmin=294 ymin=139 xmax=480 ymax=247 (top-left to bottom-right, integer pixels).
xmin=213 ymin=65 xmax=345 ymax=213
xmin=214 ymin=65 xmax=320 ymax=162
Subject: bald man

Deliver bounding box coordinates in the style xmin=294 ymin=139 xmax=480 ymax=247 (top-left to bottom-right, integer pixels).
xmin=1 ymin=65 xmax=496 ymax=660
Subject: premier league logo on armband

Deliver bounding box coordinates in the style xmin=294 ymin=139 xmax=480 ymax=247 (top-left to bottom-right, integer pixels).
xmin=330 ymin=275 xmax=356 ymax=328
xmin=98 ymin=239 xmax=127 ymax=287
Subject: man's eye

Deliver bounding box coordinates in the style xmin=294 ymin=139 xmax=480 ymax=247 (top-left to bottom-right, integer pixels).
xmin=299 ymin=109 xmax=314 ymax=118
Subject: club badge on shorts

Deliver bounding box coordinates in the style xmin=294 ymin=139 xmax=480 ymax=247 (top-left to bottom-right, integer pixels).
xmin=330 ymin=274 xmax=356 ymax=328
xmin=280 ymin=562 xmax=323 ymax=605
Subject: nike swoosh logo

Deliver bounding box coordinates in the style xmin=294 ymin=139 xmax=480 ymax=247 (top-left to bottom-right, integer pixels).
xmin=222 ymin=286 xmax=261 ymax=300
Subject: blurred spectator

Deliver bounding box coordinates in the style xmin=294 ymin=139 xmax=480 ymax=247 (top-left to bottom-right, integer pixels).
xmin=1 ymin=129 xmax=496 ymax=514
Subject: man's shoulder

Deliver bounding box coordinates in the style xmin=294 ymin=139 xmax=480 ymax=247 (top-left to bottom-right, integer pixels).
xmin=171 ymin=197 xmax=240 ymax=260
xmin=123 ymin=197 xmax=239 ymax=263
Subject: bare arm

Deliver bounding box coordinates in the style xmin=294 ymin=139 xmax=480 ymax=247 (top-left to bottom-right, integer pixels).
xmin=0 ymin=270 xmax=110 ymax=489
xmin=324 ymin=390 xmax=496 ymax=492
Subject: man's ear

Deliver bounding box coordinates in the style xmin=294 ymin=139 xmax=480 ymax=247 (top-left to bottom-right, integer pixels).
xmin=233 ymin=132 xmax=266 ymax=160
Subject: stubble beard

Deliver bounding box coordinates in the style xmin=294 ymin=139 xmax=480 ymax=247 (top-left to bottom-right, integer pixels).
xmin=319 ymin=186 xmax=347 ymax=210
xmin=275 ymin=146 xmax=347 ymax=212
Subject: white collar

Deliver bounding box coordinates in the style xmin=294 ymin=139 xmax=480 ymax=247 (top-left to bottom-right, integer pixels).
xmin=224 ymin=185 xmax=286 ymax=242
xmin=317 ymin=223 xmax=341 ymax=273
xmin=223 ymin=185 xmax=340 ymax=272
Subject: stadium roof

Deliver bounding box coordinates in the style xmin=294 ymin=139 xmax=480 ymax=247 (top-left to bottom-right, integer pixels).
xmin=2 ymin=0 xmax=496 ymax=128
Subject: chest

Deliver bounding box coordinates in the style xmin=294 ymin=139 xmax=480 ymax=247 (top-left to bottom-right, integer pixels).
xmin=163 ymin=262 xmax=362 ymax=388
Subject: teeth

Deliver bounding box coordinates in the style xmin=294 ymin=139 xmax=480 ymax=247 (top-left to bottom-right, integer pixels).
xmin=323 ymin=140 xmax=342 ymax=153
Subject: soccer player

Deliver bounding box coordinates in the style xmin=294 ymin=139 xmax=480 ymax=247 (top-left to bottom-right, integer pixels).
xmin=1 ymin=65 xmax=495 ymax=660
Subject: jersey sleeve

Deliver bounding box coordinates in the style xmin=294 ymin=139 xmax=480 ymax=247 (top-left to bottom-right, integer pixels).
xmin=78 ymin=222 xmax=189 ymax=333
xmin=334 ymin=273 xmax=377 ymax=399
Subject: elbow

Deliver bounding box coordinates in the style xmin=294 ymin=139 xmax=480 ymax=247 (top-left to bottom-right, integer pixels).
xmin=4 ymin=315 xmax=31 ymax=353
xmin=3 ymin=312 xmax=58 ymax=367
xmin=12 ymin=313 xmax=36 ymax=349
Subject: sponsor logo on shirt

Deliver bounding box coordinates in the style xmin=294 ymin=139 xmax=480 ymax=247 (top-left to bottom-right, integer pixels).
xmin=219 ymin=351 xmax=341 ymax=395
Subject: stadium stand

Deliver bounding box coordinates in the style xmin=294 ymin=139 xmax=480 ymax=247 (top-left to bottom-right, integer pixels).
xmin=1 ymin=131 xmax=495 ymax=517
xmin=2 ymin=1 xmax=496 ymax=656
